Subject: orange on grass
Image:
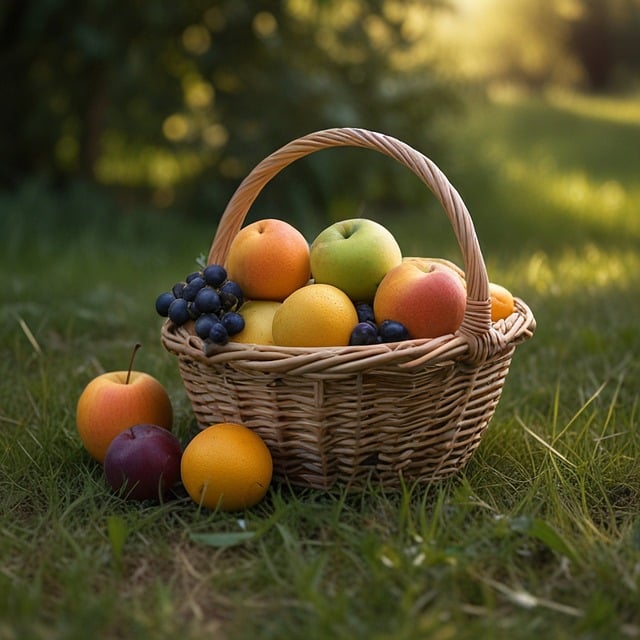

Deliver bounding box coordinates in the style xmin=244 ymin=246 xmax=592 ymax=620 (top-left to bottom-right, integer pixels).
xmin=271 ymin=283 xmax=358 ymax=347
xmin=489 ymin=282 xmax=515 ymax=322
xmin=180 ymin=423 xmax=273 ymax=512
xmin=225 ymin=218 xmax=311 ymax=301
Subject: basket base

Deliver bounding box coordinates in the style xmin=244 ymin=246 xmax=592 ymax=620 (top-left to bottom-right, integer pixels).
xmin=175 ymin=346 xmax=515 ymax=490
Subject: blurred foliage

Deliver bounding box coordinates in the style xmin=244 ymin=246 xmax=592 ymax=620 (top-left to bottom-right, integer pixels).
xmin=442 ymin=0 xmax=640 ymax=93
xmin=0 ymin=0 xmax=460 ymax=226
xmin=1 ymin=0 xmax=638 ymax=228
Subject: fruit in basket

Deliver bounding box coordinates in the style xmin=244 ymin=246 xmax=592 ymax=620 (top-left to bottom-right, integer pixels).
xmin=349 ymin=321 xmax=379 ymax=345
xmin=104 ymin=423 xmax=182 ymax=501
xmin=218 ymin=280 xmax=244 ymax=312
xmin=180 ymin=422 xmax=273 ymax=512
xmin=194 ymin=286 xmax=222 ymax=315
xmin=272 ymin=283 xmax=358 ymax=347
xmin=378 ymin=320 xmax=411 ymax=342
xmin=220 ymin=311 xmax=245 ymax=336
xmin=194 ymin=313 xmax=218 ymax=339
xmin=232 ymin=300 xmax=282 ymax=345
xmin=489 ymin=282 xmax=515 ymax=322
xmin=156 ymin=264 xmax=247 ymax=349
xmin=202 ymin=263 xmax=228 ymax=288
xmin=155 ymin=292 xmax=175 ymax=317
xmin=373 ymin=259 xmax=466 ymax=339
xmin=348 ymin=317 xmax=411 ymax=345
xmin=225 ymin=218 xmax=311 ymax=301
xmin=355 ymin=302 xmax=376 ymax=325
xmin=76 ymin=344 xmax=173 ymax=463
xmin=309 ymin=218 xmax=402 ymax=303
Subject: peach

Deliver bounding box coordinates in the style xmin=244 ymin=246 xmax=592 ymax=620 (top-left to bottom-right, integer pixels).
xmin=225 ymin=218 xmax=311 ymax=301
xmin=373 ymin=259 xmax=467 ymax=339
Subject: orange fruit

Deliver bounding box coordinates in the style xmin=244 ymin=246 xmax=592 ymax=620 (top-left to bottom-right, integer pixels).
xmin=271 ymin=283 xmax=358 ymax=347
xmin=180 ymin=423 xmax=273 ymax=512
xmin=489 ymin=282 xmax=515 ymax=322
xmin=232 ymin=300 xmax=281 ymax=345
xmin=225 ymin=218 xmax=311 ymax=301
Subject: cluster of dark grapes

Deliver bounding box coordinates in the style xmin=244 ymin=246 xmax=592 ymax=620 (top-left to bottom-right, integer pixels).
xmin=155 ymin=264 xmax=245 ymax=346
xmin=349 ymin=303 xmax=410 ymax=346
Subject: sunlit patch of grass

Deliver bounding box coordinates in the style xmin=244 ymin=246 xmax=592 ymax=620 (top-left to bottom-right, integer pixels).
xmin=497 ymin=152 xmax=638 ymax=236
xmin=441 ymin=90 xmax=640 ymax=266
xmin=490 ymin=244 xmax=640 ymax=297
xmin=548 ymin=89 xmax=640 ymax=127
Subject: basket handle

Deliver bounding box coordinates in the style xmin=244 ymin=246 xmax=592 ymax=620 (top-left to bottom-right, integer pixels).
xmin=208 ymin=127 xmax=492 ymax=340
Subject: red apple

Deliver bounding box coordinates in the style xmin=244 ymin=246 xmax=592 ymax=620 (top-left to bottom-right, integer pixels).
xmin=104 ymin=424 xmax=182 ymax=501
xmin=76 ymin=345 xmax=173 ymax=463
xmin=373 ymin=259 xmax=467 ymax=339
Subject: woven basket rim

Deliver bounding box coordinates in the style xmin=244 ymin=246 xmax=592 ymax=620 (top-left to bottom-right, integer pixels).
xmin=161 ymin=297 xmax=535 ymax=375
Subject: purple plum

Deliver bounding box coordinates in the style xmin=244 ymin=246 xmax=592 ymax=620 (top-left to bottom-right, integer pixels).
xmin=104 ymin=424 xmax=182 ymax=501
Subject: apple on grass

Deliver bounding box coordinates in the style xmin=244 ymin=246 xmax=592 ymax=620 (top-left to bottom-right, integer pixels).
xmin=309 ymin=218 xmax=402 ymax=303
xmin=76 ymin=344 xmax=173 ymax=463
xmin=104 ymin=424 xmax=182 ymax=501
xmin=373 ymin=258 xmax=467 ymax=339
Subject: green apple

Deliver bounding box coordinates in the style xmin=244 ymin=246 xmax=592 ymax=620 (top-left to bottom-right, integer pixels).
xmin=309 ymin=218 xmax=402 ymax=302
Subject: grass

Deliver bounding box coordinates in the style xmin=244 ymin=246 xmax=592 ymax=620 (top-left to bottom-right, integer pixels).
xmin=2 ymin=91 xmax=640 ymax=639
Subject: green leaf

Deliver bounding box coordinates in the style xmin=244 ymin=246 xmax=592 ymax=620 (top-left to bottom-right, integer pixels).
xmin=189 ymin=531 xmax=256 ymax=548
xmin=107 ymin=515 xmax=129 ymax=567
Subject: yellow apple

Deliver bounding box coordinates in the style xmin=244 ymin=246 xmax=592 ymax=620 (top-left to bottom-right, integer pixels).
xmin=232 ymin=300 xmax=282 ymax=345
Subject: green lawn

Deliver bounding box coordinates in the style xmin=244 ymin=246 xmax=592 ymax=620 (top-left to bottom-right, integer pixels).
xmin=2 ymin=92 xmax=640 ymax=639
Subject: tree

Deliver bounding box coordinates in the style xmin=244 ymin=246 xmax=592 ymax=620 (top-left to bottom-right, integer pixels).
xmin=1 ymin=0 xmax=458 ymax=219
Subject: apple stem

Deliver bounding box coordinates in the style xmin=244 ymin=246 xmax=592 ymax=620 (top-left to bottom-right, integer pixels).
xmin=126 ymin=343 xmax=142 ymax=385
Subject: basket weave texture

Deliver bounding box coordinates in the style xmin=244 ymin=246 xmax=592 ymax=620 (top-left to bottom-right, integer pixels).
xmin=161 ymin=128 xmax=536 ymax=490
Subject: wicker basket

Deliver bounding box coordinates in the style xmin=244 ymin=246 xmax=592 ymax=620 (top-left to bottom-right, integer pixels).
xmin=161 ymin=128 xmax=536 ymax=490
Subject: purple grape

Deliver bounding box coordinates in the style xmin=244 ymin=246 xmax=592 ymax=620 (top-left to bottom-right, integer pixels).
xmin=168 ymin=298 xmax=190 ymax=325
xmin=221 ymin=311 xmax=245 ymax=336
xmin=208 ymin=322 xmax=229 ymax=345
xmin=172 ymin=282 xmax=186 ymax=298
xmin=203 ymin=264 xmax=227 ymax=288
xmin=194 ymin=286 xmax=222 ymax=314
xmin=187 ymin=301 xmax=200 ymax=320
xmin=349 ymin=322 xmax=379 ymax=346
xmin=182 ymin=276 xmax=206 ymax=302
xmin=194 ymin=314 xmax=218 ymax=339
xmin=219 ymin=280 xmax=244 ymax=312
xmin=155 ymin=292 xmax=175 ymax=317
xmin=186 ymin=271 xmax=202 ymax=283
xmin=355 ymin=303 xmax=375 ymax=324
xmin=378 ymin=320 xmax=410 ymax=343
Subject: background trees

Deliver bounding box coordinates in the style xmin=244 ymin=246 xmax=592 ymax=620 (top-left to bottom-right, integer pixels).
xmin=1 ymin=0 xmax=638 ymax=219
